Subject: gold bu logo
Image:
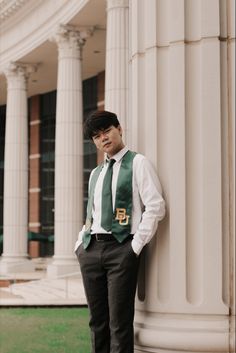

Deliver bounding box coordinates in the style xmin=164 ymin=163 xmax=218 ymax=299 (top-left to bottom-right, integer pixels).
xmin=115 ymin=208 xmax=130 ymax=225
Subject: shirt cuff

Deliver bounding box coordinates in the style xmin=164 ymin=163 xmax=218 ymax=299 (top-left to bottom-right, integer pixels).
xmin=74 ymin=229 xmax=84 ymax=252
xmin=74 ymin=239 xmax=82 ymax=252
xmin=131 ymin=238 xmax=143 ymax=256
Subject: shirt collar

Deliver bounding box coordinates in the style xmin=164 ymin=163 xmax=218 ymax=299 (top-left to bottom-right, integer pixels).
xmin=105 ymin=146 xmax=129 ymax=164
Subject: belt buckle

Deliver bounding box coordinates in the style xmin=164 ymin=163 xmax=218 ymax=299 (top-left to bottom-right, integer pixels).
xmin=95 ymin=234 xmax=105 ymax=242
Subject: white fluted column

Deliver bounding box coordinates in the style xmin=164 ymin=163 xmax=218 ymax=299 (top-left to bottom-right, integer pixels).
xmin=47 ymin=25 xmax=92 ymax=277
xmin=220 ymin=1 xmax=235 ymax=350
xmin=129 ymin=0 xmax=234 ymax=352
xmin=105 ymin=0 xmax=129 ymax=139
xmin=0 ymin=63 xmax=36 ymax=274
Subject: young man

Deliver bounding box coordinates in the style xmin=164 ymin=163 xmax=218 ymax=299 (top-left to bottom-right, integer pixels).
xmin=75 ymin=110 xmax=165 ymax=353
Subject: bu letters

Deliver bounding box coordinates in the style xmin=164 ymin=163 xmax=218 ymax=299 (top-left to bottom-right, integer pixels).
xmin=115 ymin=208 xmax=130 ymax=225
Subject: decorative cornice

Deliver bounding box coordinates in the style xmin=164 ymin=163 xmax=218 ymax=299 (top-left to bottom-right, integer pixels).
xmin=0 ymin=0 xmax=28 ymax=22
xmin=0 ymin=0 xmax=91 ymax=71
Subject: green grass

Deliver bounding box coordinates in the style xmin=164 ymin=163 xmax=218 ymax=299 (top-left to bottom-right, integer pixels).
xmin=0 ymin=307 xmax=91 ymax=353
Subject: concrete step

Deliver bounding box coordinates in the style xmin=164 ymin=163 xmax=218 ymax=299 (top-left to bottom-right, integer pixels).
xmin=0 ymin=276 xmax=87 ymax=306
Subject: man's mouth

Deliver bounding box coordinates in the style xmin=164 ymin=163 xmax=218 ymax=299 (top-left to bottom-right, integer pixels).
xmin=103 ymin=142 xmax=111 ymax=148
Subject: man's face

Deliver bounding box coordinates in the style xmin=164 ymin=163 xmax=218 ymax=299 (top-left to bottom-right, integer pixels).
xmin=92 ymin=125 xmax=124 ymax=157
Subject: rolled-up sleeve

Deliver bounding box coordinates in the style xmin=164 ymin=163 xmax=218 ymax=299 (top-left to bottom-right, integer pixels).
xmin=131 ymin=157 xmax=165 ymax=255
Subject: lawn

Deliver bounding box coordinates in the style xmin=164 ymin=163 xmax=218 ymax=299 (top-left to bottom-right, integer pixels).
xmin=0 ymin=307 xmax=91 ymax=353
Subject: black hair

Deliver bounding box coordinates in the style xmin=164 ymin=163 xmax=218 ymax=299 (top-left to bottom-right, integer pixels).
xmin=84 ymin=110 xmax=120 ymax=139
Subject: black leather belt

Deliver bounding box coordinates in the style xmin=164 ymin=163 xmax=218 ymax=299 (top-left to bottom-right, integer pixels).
xmin=92 ymin=234 xmax=133 ymax=242
xmin=91 ymin=233 xmax=114 ymax=241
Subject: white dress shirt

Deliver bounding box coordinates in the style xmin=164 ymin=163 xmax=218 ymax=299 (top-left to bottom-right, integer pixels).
xmin=74 ymin=146 xmax=165 ymax=255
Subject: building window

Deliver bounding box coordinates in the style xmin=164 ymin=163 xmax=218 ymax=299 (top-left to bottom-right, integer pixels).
xmin=0 ymin=105 xmax=6 ymax=238
xmin=39 ymin=76 xmax=98 ymax=235
xmin=40 ymin=91 xmax=56 ymax=236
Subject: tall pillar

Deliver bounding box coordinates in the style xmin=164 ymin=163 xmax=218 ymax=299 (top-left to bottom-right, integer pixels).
xmin=47 ymin=25 xmax=92 ymax=277
xmin=129 ymin=0 xmax=234 ymax=352
xmin=105 ymin=0 xmax=129 ymax=139
xmin=0 ymin=62 xmax=36 ymax=274
xmin=219 ymin=0 xmax=235 ymax=350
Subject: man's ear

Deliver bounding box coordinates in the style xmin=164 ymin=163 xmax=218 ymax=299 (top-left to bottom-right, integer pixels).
xmin=118 ymin=125 xmax=123 ymax=136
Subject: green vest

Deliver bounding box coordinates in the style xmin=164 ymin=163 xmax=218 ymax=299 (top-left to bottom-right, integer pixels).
xmin=82 ymin=150 xmax=136 ymax=249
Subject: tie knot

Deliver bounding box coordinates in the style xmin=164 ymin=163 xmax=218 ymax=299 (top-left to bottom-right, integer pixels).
xmin=108 ymin=159 xmax=115 ymax=168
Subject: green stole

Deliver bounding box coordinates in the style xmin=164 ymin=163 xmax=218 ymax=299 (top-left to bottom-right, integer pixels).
xmin=82 ymin=150 xmax=136 ymax=249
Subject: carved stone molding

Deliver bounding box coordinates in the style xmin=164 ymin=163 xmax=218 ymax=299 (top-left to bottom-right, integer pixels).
xmin=0 ymin=0 xmax=28 ymax=22
xmin=106 ymin=0 xmax=129 ymax=11
xmin=4 ymin=61 xmax=37 ymax=76
xmin=53 ymin=24 xmax=94 ymax=46
xmin=51 ymin=24 xmax=94 ymax=59
xmin=4 ymin=61 xmax=38 ymax=89
xmin=0 ymin=0 xmax=91 ymax=71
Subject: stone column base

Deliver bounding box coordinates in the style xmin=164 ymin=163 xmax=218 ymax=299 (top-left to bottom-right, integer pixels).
xmin=0 ymin=257 xmax=35 ymax=274
xmin=134 ymin=348 xmax=229 ymax=353
xmin=47 ymin=257 xmax=80 ymax=278
xmin=134 ymin=312 xmax=233 ymax=353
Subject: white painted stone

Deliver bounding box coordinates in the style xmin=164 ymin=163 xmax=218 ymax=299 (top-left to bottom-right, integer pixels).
xmin=0 ymin=62 xmax=35 ymax=275
xmin=47 ymin=25 xmax=90 ymax=278
xmin=202 ymin=0 xmax=220 ymax=37
xmin=130 ymin=1 xmax=234 ymax=351
xmin=228 ymin=0 xmax=235 ymax=37
xmin=155 ymin=0 xmax=170 ymax=46
xmin=144 ymin=0 xmax=158 ymax=48
xmin=128 ymin=53 xmax=145 ymax=152
xmin=129 ymin=0 xmax=145 ymax=57
xmin=134 ymin=312 xmax=229 ymax=352
xmin=185 ymin=0 xmax=220 ymax=41
xmin=169 ymin=0 xmax=184 ymax=42
xmin=105 ymin=0 xmax=129 ymax=138
xmin=228 ymin=38 xmax=235 ymax=325
xmin=184 ymin=0 xmax=202 ymax=41
xmin=0 ymin=0 xmax=90 ymax=70
xmin=220 ymin=41 xmax=231 ymax=310
xmin=167 ymin=43 xmax=186 ymax=308
xmin=219 ymin=0 xmax=228 ymax=38
xmin=201 ymin=39 xmax=224 ymax=311
xmin=143 ymin=47 xmax=158 ymax=163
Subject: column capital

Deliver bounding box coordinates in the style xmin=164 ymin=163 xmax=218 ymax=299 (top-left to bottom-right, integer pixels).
xmin=4 ymin=61 xmax=38 ymax=79
xmin=107 ymin=0 xmax=129 ymax=10
xmin=4 ymin=62 xmax=38 ymax=89
xmin=52 ymin=24 xmax=94 ymax=58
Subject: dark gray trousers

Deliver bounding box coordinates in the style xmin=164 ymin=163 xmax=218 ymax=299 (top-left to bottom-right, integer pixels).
xmin=76 ymin=237 xmax=140 ymax=353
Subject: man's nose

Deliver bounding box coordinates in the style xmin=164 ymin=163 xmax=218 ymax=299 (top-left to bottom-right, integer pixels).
xmin=101 ymin=132 xmax=108 ymax=141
